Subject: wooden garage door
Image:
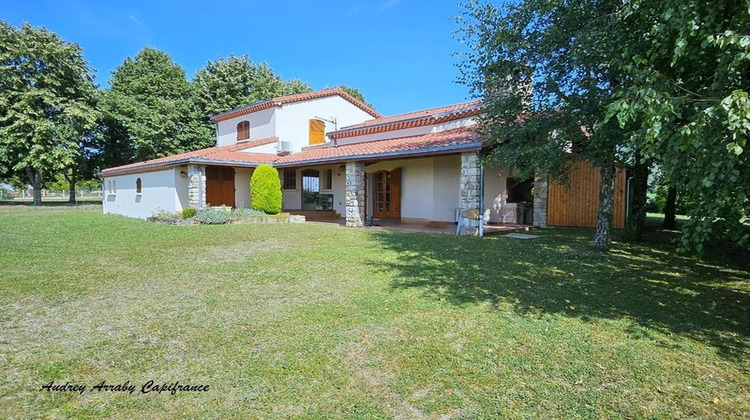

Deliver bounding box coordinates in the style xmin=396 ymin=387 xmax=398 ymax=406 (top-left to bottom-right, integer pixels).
xmin=547 ymin=161 xmax=626 ymax=229
xmin=206 ymin=166 xmax=235 ymax=207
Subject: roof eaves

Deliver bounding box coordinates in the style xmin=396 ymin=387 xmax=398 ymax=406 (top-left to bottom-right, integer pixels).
xmin=273 ymin=141 xmax=483 ymax=167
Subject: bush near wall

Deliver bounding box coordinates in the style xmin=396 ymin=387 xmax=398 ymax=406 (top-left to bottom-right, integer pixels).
xmin=250 ymin=164 xmax=282 ymax=214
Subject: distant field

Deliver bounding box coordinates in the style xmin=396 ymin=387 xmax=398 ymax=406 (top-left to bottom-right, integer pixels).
xmin=1 ymin=205 xmax=748 ymax=418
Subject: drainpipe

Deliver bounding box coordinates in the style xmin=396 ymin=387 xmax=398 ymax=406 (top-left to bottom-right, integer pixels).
xmin=478 ymin=152 xmax=485 ymax=237
xmin=625 ymin=175 xmax=633 ymax=220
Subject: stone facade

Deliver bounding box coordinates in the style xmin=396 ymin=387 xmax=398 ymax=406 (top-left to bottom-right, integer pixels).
xmin=345 ymin=161 xmax=365 ymax=227
xmin=187 ymin=164 xmax=206 ymax=209
xmin=533 ymin=173 xmax=548 ymax=228
xmin=459 ymin=152 xmax=482 ymax=236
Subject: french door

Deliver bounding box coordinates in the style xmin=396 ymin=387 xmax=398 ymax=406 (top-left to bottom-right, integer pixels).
xmin=371 ymin=168 xmax=401 ymax=219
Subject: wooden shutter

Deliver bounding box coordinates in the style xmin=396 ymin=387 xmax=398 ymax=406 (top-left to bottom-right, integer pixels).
xmin=237 ymin=121 xmax=249 ymax=141
xmin=390 ymin=168 xmax=401 ymax=218
xmin=309 ymin=119 xmax=325 ymax=145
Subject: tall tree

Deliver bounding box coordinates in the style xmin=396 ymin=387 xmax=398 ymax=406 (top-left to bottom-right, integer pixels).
xmin=192 ymin=54 xmax=312 ymax=138
xmin=609 ymin=0 xmax=750 ymax=253
xmin=0 ymin=22 xmax=98 ymax=205
xmin=457 ymin=0 xmax=628 ymax=251
xmin=100 ymin=47 xmax=210 ymax=163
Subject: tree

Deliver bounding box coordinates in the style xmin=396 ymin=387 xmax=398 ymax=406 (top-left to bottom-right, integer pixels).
xmin=339 ymin=85 xmax=373 ymax=108
xmin=609 ymin=0 xmax=750 ymax=253
xmin=100 ymin=47 xmax=211 ymax=163
xmin=457 ymin=0 xmax=628 ymax=251
xmin=250 ymin=164 xmax=282 ymax=214
xmin=0 ymin=22 xmax=98 ymax=205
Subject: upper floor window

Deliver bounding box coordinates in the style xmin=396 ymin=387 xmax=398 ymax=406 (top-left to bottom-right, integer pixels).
xmin=237 ymin=120 xmax=250 ymax=141
xmin=135 ymin=178 xmax=142 ymax=194
xmin=309 ymin=119 xmax=324 ymax=145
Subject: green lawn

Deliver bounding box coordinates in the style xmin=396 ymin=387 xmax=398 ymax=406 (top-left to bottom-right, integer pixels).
xmin=1 ymin=205 xmax=748 ymax=418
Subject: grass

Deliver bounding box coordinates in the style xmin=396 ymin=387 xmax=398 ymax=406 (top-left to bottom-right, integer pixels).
xmin=1 ymin=205 xmax=749 ymax=418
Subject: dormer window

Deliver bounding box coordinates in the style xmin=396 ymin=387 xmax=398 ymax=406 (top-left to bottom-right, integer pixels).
xmin=237 ymin=121 xmax=250 ymax=141
xmin=309 ymin=119 xmax=324 ymax=145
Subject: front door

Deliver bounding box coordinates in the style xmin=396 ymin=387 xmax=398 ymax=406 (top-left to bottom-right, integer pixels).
xmin=372 ymin=168 xmax=401 ymax=219
xmin=301 ymin=169 xmax=320 ymax=211
xmin=206 ymin=166 xmax=235 ymax=207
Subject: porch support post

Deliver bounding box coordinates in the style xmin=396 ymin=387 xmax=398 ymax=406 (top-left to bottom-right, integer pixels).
xmin=345 ymin=161 xmax=365 ymax=227
xmin=187 ymin=164 xmax=206 ymax=209
xmin=459 ymin=151 xmax=482 ymax=236
xmin=533 ymin=173 xmax=548 ymax=227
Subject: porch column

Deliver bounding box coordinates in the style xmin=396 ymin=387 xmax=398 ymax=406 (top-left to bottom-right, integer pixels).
xmin=345 ymin=161 xmax=365 ymax=227
xmin=459 ymin=151 xmax=481 ymax=236
xmin=533 ymin=173 xmax=548 ymax=228
xmin=187 ymin=164 xmax=206 ymax=209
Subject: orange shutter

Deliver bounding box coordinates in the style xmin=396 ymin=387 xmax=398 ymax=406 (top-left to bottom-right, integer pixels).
xmin=309 ymin=119 xmax=325 ymax=145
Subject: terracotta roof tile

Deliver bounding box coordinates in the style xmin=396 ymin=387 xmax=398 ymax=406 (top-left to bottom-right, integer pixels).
xmin=329 ymin=100 xmax=482 ymax=139
xmin=210 ymin=87 xmax=381 ymax=122
xmin=275 ymin=127 xmax=480 ymax=166
xmin=101 ymin=137 xmax=278 ymax=176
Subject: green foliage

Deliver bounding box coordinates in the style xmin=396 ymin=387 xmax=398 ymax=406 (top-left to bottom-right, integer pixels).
xmin=231 ymin=207 xmax=267 ymax=218
xmin=0 ymin=21 xmax=98 ymax=205
xmin=250 ymin=164 xmax=282 ymax=214
xmin=147 ymin=208 xmax=181 ymax=223
xmin=181 ymin=208 xmax=197 ymax=219
xmin=100 ymin=47 xmax=212 ymax=163
xmin=340 ymin=85 xmax=373 ymax=108
xmin=457 ymin=0 xmax=628 ymax=250
xmin=607 ymin=0 xmax=750 ymax=253
xmin=194 ymin=207 xmax=231 ymax=224
xmin=192 ymin=55 xmax=312 ymax=121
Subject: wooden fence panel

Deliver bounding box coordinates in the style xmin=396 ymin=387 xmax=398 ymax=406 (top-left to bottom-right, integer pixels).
xmin=547 ymin=161 xmax=626 ymax=229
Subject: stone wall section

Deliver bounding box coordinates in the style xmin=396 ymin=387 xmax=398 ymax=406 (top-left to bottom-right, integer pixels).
xmin=533 ymin=173 xmax=548 ymax=228
xmin=345 ymin=161 xmax=365 ymax=227
xmin=459 ymin=152 xmax=481 ymax=236
xmin=187 ymin=164 xmax=206 ymax=209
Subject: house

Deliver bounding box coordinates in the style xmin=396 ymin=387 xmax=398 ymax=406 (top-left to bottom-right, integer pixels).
xmin=100 ymin=87 xmax=626 ymax=233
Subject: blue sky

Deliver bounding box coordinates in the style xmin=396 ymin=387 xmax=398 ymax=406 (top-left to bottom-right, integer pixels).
xmin=1 ymin=0 xmax=477 ymax=116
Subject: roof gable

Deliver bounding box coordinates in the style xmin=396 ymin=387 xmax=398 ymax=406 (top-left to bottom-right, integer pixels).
xmin=210 ymin=87 xmax=381 ymax=122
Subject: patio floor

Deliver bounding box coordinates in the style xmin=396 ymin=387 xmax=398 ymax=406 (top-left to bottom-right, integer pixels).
xmin=306 ymin=217 xmax=533 ymax=236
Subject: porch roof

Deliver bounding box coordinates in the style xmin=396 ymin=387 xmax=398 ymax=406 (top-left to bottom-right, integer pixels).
xmin=100 ymin=137 xmax=279 ymax=176
xmin=274 ymin=126 xmax=481 ymax=167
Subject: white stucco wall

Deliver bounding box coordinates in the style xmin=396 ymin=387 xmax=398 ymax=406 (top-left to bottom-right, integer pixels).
xmin=335 ymin=117 xmax=477 ymax=146
xmin=432 ymin=155 xmax=461 ymax=221
xmin=364 ymin=155 xmax=461 ymax=223
xmin=175 ymin=166 xmax=189 ymax=212
xmin=102 ymin=169 xmax=180 ymax=219
xmin=216 ymin=108 xmax=276 ymax=147
xmin=275 ymin=96 xmax=376 ymax=153
xmin=235 ymin=168 xmax=253 ymax=209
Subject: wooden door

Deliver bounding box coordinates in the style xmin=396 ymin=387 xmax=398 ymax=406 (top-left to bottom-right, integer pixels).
xmin=206 ymin=166 xmax=235 ymax=207
xmin=372 ymin=168 xmax=401 ymax=219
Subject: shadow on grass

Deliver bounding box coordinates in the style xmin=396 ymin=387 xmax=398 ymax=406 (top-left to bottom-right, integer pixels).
xmin=368 ymin=228 xmax=750 ymax=363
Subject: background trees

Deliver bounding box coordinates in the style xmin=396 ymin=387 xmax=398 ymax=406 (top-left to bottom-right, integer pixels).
xmin=99 ymin=47 xmax=211 ymax=164
xmin=0 ymin=22 xmax=98 ymax=205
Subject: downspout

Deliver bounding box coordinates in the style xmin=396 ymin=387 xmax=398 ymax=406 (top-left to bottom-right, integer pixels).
xmin=625 ymin=175 xmax=633 ymax=221
xmin=478 ymin=151 xmax=485 ymax=237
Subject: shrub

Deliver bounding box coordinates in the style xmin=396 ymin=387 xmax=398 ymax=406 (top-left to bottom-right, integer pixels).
xmin=194 ymin=207 xmax=231 ymax=224
xmin=250 ymin=164 xmax=282 ymax=214
xmin=148 ymin=208 xmax=180 ymax=223
xmin=182 ymin=208 xmax=197 ymax=219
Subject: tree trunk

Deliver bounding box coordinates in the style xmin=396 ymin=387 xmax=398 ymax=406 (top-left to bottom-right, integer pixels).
xmin=65 ymin=167 xmax=77 ymax=204
xmin=26 ymin=167 xmax=42 ymax=206
xmin=624 ymin=150 xmax=649 ymax=241
xmin=593 ymin=162 xmax=615 ymax=251
xmin=663 ymin=186 xmax=677 ymax=230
